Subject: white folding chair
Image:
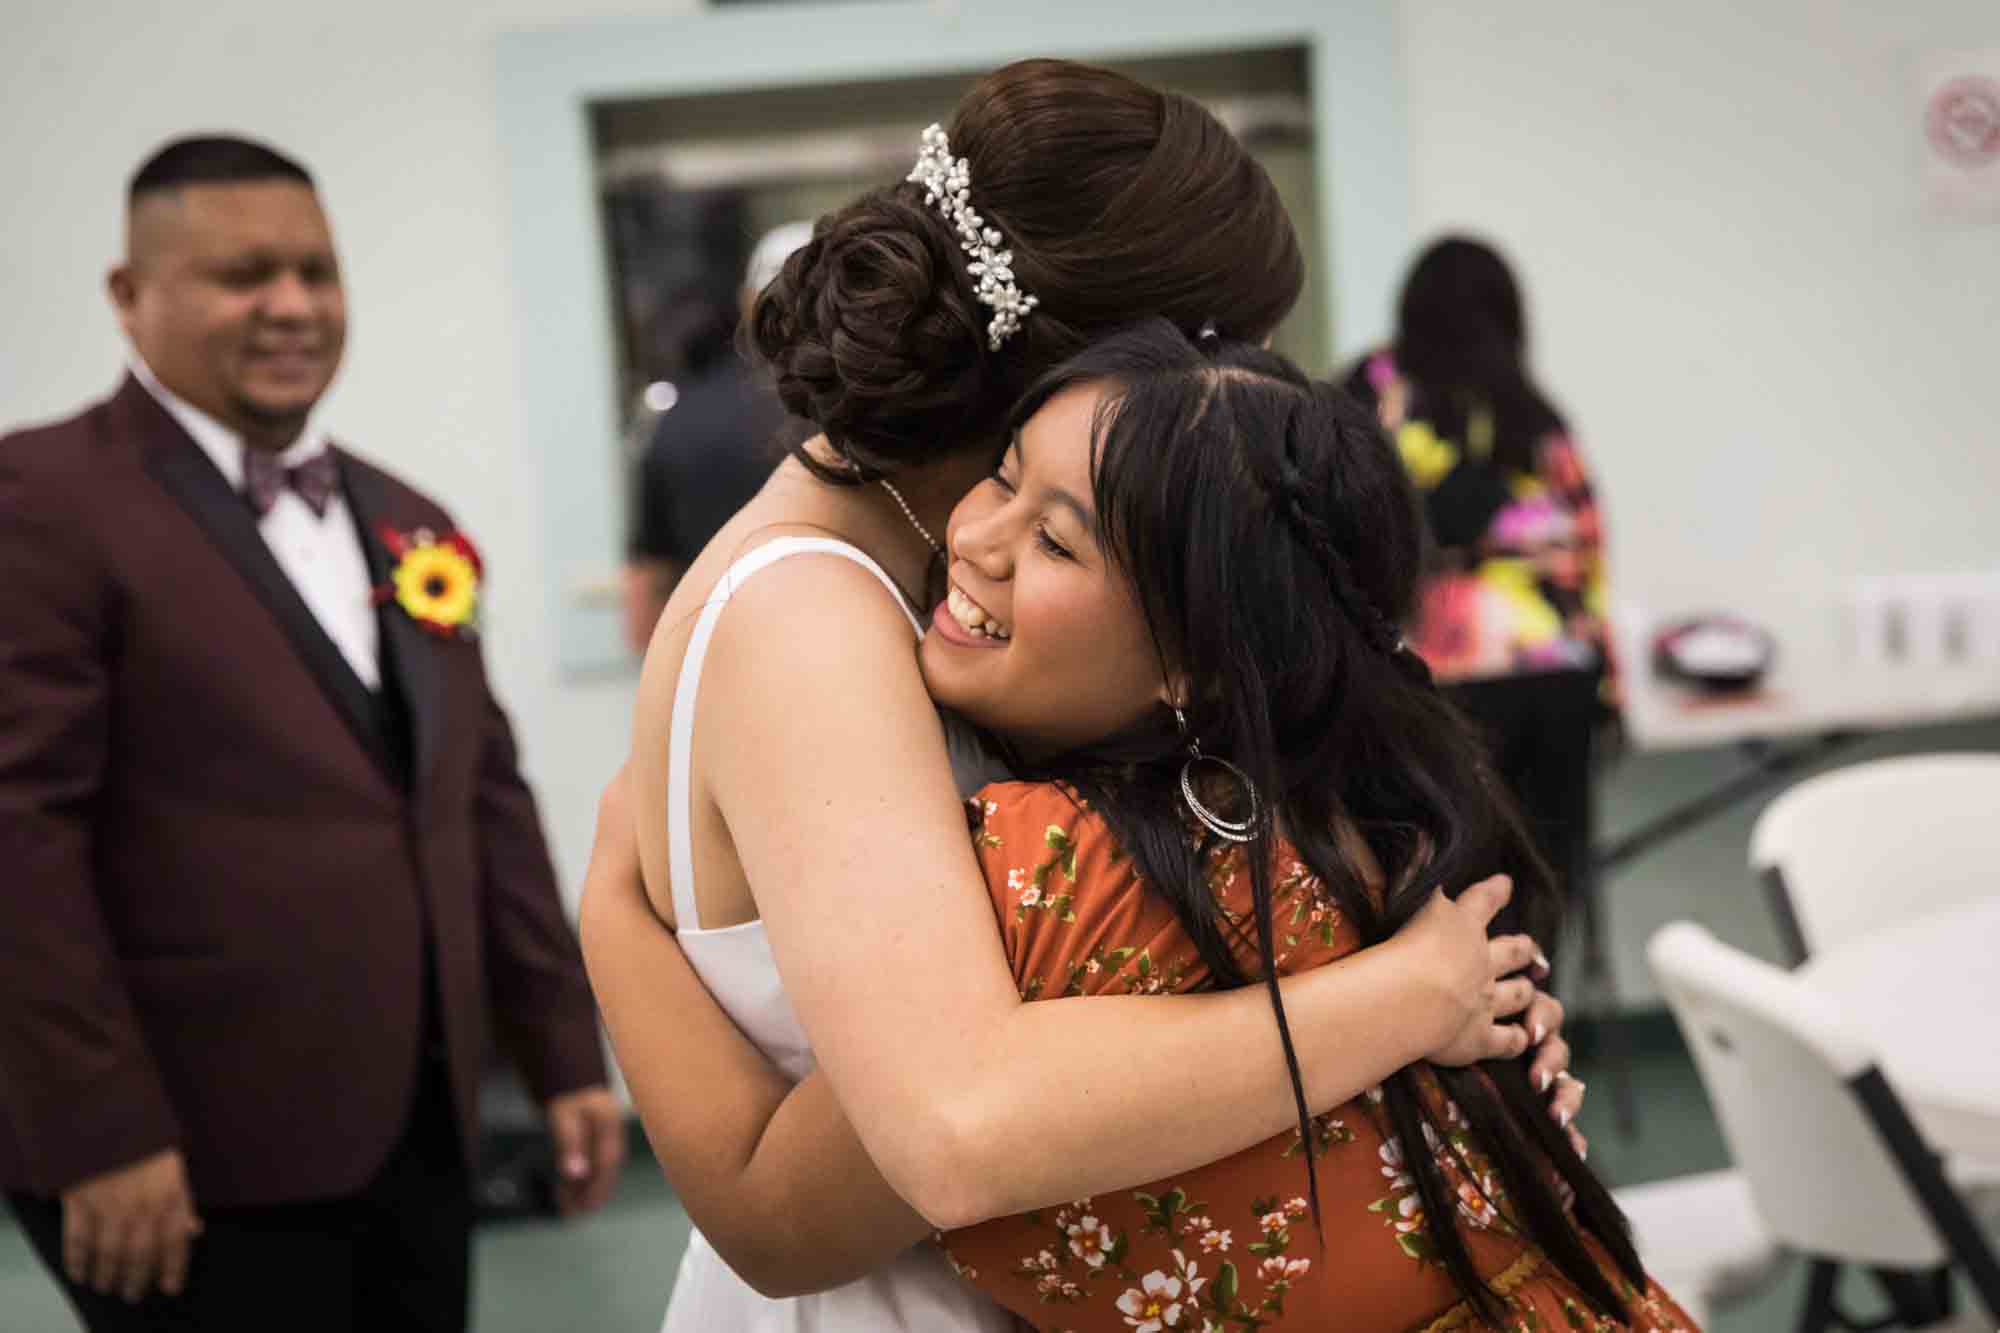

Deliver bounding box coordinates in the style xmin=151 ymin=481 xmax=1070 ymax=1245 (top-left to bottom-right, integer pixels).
xmin=1750 ymin=753 xmax=2000 ymax=965
xmin=1750 ymin=753 xmax=2000 ymax=1208
xmin=1613 ymin=1168 xmax=1781 ymax=1328
xmin=1648 ymin=922 xmax=2000 ymax=1331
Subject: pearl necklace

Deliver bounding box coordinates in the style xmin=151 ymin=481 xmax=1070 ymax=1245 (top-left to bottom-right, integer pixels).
xmin=878 ymin=479 xmax=941 ymax=556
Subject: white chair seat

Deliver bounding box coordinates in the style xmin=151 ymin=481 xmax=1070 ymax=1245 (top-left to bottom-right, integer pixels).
xmin=1949 ymin=1157 xmax=2000 ymax=1190
xmin=1648 ymin=923 xmax=2000 ymax=1330
xmin=1751 ymin=753 xmax=2000 ymax=961
xmin=1616 ymin=1167 xmax=1782 ymax=1326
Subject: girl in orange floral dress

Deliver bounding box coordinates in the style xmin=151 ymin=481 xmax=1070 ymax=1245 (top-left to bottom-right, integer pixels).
xmin=918 ymin=321 xmax=1698 ymax=1331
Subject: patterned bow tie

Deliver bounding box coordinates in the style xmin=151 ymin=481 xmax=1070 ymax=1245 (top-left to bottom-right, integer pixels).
xmin=242 ymin=446 xmax=339 ymax=519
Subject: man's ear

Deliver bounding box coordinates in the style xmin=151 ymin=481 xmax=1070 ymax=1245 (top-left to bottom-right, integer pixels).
xmin=107 ymin=264 xmax=140 ymax=335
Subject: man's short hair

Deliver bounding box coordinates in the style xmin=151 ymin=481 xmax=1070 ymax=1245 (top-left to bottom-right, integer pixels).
xmin=129 ymin=136 xmax=314 ymax=202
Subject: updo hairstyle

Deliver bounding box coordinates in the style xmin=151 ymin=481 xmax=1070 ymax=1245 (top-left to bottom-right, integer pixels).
xmin=749 ymin=57 xmax=1305 ymax=481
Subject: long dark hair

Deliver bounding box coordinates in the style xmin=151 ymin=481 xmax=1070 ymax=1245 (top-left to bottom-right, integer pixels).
xmin=1388 ymin=235 xmax=1566 ymax=476
xmin=750 ymin=58 xmax=1302 ymax=481
xmin=1008 ymin=321 xmax=1643 ymax=1323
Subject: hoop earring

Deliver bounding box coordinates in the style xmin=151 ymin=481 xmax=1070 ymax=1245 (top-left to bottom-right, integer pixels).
xmin=1173 ymin=706 xmax=1260 ymax=844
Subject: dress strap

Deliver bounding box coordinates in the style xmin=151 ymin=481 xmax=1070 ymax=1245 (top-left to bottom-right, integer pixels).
xmin=668 ymin=537 xmax=924 ymax=932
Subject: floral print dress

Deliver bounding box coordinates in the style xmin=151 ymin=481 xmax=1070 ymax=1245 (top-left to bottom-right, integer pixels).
xmin=938 ymin=783 xmax=1698 ymax=1333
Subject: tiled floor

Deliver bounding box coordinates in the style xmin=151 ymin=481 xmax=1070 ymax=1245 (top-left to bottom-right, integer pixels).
xmin=6 ymin=1026 xmax=1990 ymax=1331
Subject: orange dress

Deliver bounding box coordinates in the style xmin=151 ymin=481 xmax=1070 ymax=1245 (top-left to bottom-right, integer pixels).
xmin=938 ymin=783 xmax=1699 ymax=1333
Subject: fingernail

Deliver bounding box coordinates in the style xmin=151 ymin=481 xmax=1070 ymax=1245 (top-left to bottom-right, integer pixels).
xmin=1533 ymin=949 xmax=1551 ymax=972
xmin=1539 ymin=1070 xmax=1552 ymax=1094
xmin=1578 ymin=1141 xmax=1588 ymax=1161
xmin=565 ymin=1153 xmax=589 ymax=1179
xmin=1557 ymin=1109 xmax=1570 ymax=1129
xmin=1532 ymin=1023 xmax=1546 ymax=1044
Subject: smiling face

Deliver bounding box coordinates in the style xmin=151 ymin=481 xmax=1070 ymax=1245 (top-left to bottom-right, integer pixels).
xmin=919 ymin=380 xmax=1173 ymax=757
xmin=111 ymin=180 xmax=346 ymax=449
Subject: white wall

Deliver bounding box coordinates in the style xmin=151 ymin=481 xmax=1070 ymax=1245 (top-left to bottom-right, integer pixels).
xmin=1399 ymin=0 xmax=2000 ymax=614
xmin=4 ymin=0 xmax=1995 ymax=917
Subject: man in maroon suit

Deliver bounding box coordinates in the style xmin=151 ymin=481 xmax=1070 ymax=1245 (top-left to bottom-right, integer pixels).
xmin=0 ymin=136 xmax=623 ymax=1331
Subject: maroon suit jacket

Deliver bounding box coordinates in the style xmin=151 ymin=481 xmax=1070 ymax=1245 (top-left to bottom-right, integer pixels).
xmin=0 ymin=376 xmax=606 ymax=1206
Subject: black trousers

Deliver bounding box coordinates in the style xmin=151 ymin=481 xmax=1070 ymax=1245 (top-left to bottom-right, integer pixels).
xmin=1445 ymin=667 xmax=1602 ymax=919
xmin=7 ymin=1052 xmax=472 ymax=1333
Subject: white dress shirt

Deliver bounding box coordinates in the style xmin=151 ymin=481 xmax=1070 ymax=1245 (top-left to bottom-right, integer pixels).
xmin=132 ymin=358 xmax=382 ymax=690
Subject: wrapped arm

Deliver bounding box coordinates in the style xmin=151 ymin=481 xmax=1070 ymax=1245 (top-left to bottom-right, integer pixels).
xmin=659 ymin=557 xmax=1480 ymax=1230
xmin=579 ymin=767 xmax=928 ymax=1296
xmin=608 ymin=552 xmax=1575 ymax=1278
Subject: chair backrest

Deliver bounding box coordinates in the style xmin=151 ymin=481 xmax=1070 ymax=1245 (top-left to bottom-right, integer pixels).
xmin=1646 ymin=922 xmax=1948 ymax=1269
xmin=1749 ymin=753 xmax=2000 ymax=958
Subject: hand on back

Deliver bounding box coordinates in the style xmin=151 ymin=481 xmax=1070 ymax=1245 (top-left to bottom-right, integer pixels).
xmin=1395 ymin=874 xmax=1543 ymax=1068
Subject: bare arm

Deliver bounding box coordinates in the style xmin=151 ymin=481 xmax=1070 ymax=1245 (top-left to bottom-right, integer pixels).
xmin=605 ymin=534 xmax=1585 ymax=1279
xmin=579 ymin=766 xmax=929 ymax=1297
xmin=590 ymin=767 xmax=1553 ymax=1299
xmin=688 ymin=559 xmax=1538 ymax=1229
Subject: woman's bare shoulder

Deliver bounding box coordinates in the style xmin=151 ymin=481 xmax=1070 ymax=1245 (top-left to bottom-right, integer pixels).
xmin=704 ymin=543 xmax=924 ymax=682
xmin=637 ymin=527 xmax=922 ymax=703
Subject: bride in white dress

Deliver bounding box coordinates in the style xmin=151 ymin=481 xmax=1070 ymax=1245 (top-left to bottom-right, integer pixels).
xmin=583 ymin=59 xmax=1585 ymax=1333
xmin=649 ymin=535 xmax=1017 ymax=1333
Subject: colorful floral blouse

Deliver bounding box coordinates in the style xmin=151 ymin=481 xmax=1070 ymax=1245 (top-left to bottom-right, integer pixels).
xmin=1357 ymin=352 xmax=1610 ymax=688
xmin=938 ymin=783 xmax=1698 ymax=1333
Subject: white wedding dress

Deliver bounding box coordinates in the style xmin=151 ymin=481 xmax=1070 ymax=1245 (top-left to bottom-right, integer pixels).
xmin=658 ymin=537 xmax=1016 ymax=1333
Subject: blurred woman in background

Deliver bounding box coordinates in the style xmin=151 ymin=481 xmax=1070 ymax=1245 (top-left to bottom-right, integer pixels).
xmin=1346 ymin=237 xmax=1613 ymax=936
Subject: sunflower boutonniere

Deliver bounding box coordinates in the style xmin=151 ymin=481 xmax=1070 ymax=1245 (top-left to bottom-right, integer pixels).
xmin=375 ymin=523 xmax=482 ymax=638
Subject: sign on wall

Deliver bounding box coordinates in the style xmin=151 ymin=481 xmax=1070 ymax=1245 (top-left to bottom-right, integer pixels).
xmin=1921 ymin=50 xmax=2000 ymax=219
